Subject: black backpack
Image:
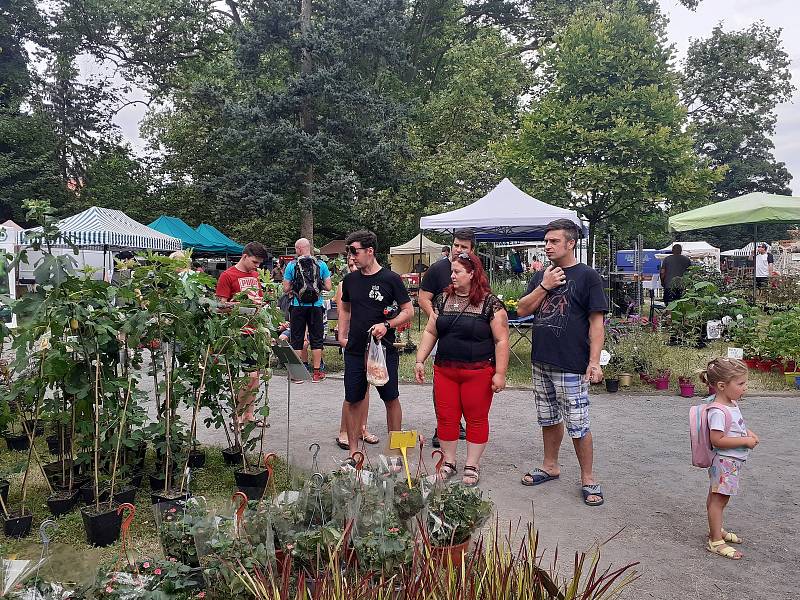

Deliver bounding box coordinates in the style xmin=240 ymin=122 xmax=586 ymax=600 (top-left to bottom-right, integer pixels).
xmin=291 ymin=256 xmax=322 ymax=304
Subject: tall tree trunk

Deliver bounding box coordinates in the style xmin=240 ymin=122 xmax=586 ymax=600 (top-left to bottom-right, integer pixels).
xmin=299 ymin=0 xmax=314 ymax=245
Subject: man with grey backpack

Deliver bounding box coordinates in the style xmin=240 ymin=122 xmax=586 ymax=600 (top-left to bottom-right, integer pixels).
xmin=283 ymin=237 xmax=332 ymax=383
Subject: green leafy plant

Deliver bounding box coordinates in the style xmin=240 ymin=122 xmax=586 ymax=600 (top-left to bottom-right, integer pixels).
xmin=426 ymin=484 xmax=493 ymax=547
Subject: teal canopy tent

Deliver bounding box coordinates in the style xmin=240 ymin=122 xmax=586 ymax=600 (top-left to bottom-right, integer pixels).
xmin=195 ymin=223 xmax=244 ymax=255
xmin=148 ymin=216 xmax=229 ymax=254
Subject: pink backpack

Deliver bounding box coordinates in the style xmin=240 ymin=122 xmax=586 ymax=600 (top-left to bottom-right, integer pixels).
xmin=689 ymin=397 xmax=732 ymax=468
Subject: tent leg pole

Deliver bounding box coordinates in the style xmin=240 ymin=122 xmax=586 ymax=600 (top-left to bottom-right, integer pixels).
xmin=418 ymin=230 xmax=423 ymax=331
xmin=753 ymin=225 xmax=757 ymax=305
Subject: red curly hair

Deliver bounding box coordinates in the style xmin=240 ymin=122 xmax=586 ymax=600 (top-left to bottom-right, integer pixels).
xmin=445 ymin=252 xmax=492 ymax=307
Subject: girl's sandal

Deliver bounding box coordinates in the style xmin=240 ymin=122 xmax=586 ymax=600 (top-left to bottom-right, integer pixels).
xmin=708 ymin=529 xmax=742 ymax=544
xmin=706 ymin=539 xmax=743 ymax=560
xmin=462 ymin=465 xmax=480 ymax=487
xmin=437 ymin=462 xmax=457 ymax=482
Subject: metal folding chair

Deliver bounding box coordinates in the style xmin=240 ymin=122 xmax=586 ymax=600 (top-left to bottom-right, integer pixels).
xmin=507 ymin=315 xmax=535 ymax=365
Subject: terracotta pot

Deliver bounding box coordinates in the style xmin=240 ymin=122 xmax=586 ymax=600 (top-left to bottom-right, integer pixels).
xmin=431 ymin=537 xmax=471 ymax=567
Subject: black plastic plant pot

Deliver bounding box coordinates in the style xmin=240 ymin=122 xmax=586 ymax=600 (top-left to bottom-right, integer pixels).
xmin=234 ymin=467 xmax=269 ymax=499
xmin=112 ymin=485 xmax=137 ymax=505
xmin=80 ymin=503 xmax=122 ymax=547
xmin=47 ymin=490 xmax=80 ymax=517
xmin=3 ymin=511 xmax=33 ymax=538
xmin=4 ymin=433 xmax=30 ymax=452
xmin=187 ymin=449 xmax=206 ymax=469
xmin=605 ymin=378 xmax=620 ymax=393
xmin=43 ymin=460 xmax=81 ymax=485
xmin=150 ymin=489 xmax=191 ymax=506
xmin=222 ymin=446 xmax=243 ymax=466
xmin=127 ymin=472 xmax=144 ymax=488
xmin=0 ymin=479 xmax=8 ymax=505
xmin=46 ymin=434 xmax=71 ymax=455
xmin=149 ymin=473 xmax=182 ymax=492
xmin=79 ymin=481 xmax=110 ymax=504
xmin=53 ymin=475 xmax=89 ymax=494
xmin=24 ymin=420 xmax=45 ymax=436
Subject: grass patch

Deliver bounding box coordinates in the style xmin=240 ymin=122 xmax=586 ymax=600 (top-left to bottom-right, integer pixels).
xmin=0 ymin=440 xmax=293 ymax=586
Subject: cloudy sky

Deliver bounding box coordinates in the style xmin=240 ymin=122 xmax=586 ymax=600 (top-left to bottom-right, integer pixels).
xmin=110 ymin=0 xmax=798 ymax=193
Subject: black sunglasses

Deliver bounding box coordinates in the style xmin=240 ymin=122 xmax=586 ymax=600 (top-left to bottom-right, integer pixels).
xmin=456 ymin=252 xmax=473 ymax=263
xmin=346 ymin=245 xmax=371 ymax=255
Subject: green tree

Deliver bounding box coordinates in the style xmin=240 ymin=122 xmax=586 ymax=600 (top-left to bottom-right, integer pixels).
xmin=499 ymin=2 xmax=719 ymax=251
xmin=680 ymin=22 xmax=795 ymax=249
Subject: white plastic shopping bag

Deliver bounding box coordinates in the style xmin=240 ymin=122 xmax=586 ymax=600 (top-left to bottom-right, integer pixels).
xmin=366 ymin=334 xmax=390 ymax=386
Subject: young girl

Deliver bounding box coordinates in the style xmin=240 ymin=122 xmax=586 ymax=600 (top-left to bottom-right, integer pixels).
xmin=700 ymin=358 xmax=759 ymax=560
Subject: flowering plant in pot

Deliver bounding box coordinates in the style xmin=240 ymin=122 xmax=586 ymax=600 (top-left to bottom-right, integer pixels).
xmin=90 ymin=557 xmax=202 ymax=599
xmin=425 ymin=483 xmax=493 ymax=565
xmin=765 ymin=307 xmax=800 ymax=382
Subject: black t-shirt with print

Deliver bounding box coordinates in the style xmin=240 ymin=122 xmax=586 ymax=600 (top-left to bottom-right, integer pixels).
xmin=420 ymin=258 xmax=452 ymax=296
xmin=341 ymin=267 xmax=411 ymax=355
xmin=526 ymin=263 xmax=608 ymax=374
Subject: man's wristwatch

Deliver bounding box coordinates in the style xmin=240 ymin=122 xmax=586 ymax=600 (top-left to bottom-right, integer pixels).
xmin=383 ymin=320 xmax=391 ymax=330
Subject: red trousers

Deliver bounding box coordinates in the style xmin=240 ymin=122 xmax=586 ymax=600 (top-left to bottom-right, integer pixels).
xmin=433 ymin=364 xmax=495 ymax=444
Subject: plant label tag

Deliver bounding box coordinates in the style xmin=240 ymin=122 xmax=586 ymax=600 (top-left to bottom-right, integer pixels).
xmin=727 ymin=347 xmax=744 ymax=360
xmin=599 ymin=350 xmax=611 ymax=366
xmin=706 ymin=320 xmax=723 ymax=339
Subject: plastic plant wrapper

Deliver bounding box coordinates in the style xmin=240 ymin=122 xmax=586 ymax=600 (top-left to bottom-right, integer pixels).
xmin=4 ymin=580 xmax=73 ymax=599
xmin=2 ymin=559 xmax=49 ymax=596
xmin=242 ymin=500 xmax=277 ymax=563
xmin=87 ymin=558 xmax=201 ymax=599
xmin=425 ymin=483 xmax=493 ymax=547
xmin=152 ymin=496 xmax=219 ymax=566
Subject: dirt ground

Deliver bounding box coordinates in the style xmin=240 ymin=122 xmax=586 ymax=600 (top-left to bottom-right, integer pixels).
xmin=182 ymin=374 xmax=798 ymax=600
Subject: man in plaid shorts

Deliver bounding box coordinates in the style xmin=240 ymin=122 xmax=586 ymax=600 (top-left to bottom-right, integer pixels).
xmin=517 ymin=219 xmax=607 ymax=506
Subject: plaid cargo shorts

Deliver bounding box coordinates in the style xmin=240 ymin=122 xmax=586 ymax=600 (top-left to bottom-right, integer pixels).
xmin=531 ymin=361 xmax=591 ymax=438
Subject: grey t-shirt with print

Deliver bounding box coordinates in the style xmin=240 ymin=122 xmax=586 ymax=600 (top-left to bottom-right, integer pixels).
xmin=708 ymin=403 xmax=749 ymax=461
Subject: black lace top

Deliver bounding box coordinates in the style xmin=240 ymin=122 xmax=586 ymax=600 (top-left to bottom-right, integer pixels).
xmin=432 ymin=293 xmax=505 ymax=364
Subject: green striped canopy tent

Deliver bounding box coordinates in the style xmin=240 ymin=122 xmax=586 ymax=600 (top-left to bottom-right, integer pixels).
xmin=21 ymin=206 xmax=182 ymax=251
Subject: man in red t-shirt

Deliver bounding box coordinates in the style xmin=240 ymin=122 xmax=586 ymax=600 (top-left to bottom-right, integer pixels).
xmin=216 ymin=241 xmax=269 ymax=428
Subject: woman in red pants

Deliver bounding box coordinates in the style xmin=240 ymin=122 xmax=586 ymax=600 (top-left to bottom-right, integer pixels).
xmin=414 ymin=251 xmax=509 ymax=486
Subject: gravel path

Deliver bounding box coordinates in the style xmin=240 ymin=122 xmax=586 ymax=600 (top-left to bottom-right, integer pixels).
xmin=165 ymin=371 xmax=799 ymax=600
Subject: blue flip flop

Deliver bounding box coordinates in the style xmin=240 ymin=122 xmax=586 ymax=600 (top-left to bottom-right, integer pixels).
xmin=582 ymin=484 xmax=604 ymax=506
xmin=521 ymin=468 xmax=560 ymax=486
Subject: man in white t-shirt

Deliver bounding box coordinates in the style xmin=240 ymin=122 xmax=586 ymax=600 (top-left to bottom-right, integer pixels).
xmin=754 ymin=242 xmax=774 ymax=289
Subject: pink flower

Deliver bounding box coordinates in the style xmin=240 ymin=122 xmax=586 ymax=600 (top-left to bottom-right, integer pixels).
xmin=154 ymin=568 xmax=162 ymax=575
xmin=143 ymin=562 xmax=150 ymax=569
xmin=286 ymin=544 xmax=294 ymax=550
xmin=169 ymin=557 xmax=177 ymax=562
xmin=197 ymin=593 xmax=206 ymax=599
xmin=106 ymin=586 xmax=114 ymax=593
xmin=401 ymin=492 xmax=409 ymax=498
xmin=169 ymin=507 xmax=177 ymax=513
xmin=388 ymin=527 xmax=400 ymax=533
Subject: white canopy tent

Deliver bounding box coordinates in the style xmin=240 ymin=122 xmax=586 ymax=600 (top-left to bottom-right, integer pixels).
xmin=19 ymin=206 xmax=181 ymax=281
xmin=389 ymin=233 xmax=443 ymax=274
xmin=656 ymin=241 xmax=720 ymax=270
xmin=419 ymin=178 xmax=585 ymax=242
xmin=721 ymin=242 xmax=769 ymax=257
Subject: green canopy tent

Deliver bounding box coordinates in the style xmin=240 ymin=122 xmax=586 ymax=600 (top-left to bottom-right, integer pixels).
xmin=149 ymin=216 xmax=229 ymax=254
xmin=195 ymin=223 xmax=244 ymax=255
xmin=668 ymin=192 xmax=800 ymax=300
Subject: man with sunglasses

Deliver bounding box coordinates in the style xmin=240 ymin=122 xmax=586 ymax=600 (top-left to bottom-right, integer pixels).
xmin=338 ymin=230 xmax=414 ymax=460
xmin=419 ymin=229 xmax=476 ymax=447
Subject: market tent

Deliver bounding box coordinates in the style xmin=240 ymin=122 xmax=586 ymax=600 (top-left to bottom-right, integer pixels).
xmin=389 ymin=233 xmax=443 ymax=274
xmin=320 ymin=239 xmax=346 ymax=257
xmin=721 ymin=242 xmax=769 ymax=257
xmin=149 ymin=216 xmax=228 ymax=254
xmin=668 ymin=192 xmax=800 ymax=232
xmin=656 ymin=241 xmax=720 ymax=269
xmin=195 ymin=223 xmax=244 ymax=255
xmin=668 ymin=192 xmax=800 ymax=299
xmin=419 ymin=178 xmax=585 ymax=241
xmin=21 ymin=206 xmax=181 ymax=251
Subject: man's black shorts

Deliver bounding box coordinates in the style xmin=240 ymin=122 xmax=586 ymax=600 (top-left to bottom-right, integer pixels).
xmin=344 ymin=350 xmax=400 ymax=403
xmin=756 ymin=277 xmax=769 ymax=289
xmin=289 ymin=305 xmax=325 ymax=350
